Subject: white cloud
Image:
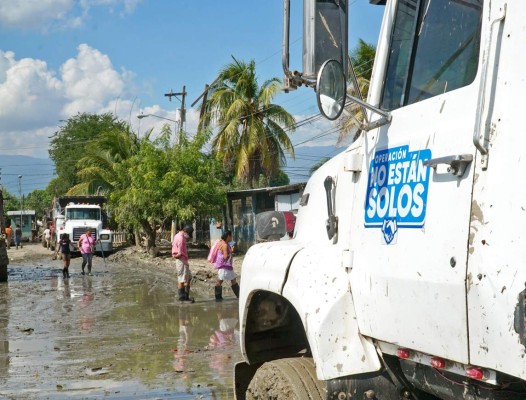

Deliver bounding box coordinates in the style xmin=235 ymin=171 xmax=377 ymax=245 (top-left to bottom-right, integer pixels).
xmin=0 ymin=45 xmax=131 ymax=157
xmin=0 ymin=0 xmax=73 ymax=29
xmin=0 ymin=0 xmax=142 ymax=30
xmin=61 ymin=44 xmax=126 ymax=115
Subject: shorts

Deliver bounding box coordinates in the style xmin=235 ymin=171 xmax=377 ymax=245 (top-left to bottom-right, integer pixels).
xmin=217 ymin=268 xmax=237 ymax=282
xmin=175 ymin=259 xmax=192 ymax=283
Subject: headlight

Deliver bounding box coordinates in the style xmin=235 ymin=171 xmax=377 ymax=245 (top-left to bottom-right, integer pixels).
xmin=99 ymin=234 xmax=110 ymax=240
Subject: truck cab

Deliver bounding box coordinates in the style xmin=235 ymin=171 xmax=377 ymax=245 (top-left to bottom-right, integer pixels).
xmin=52 ymin=196 xmax=113 ymax=254
xmin=235 ymin=1 xmax=526 ymax=399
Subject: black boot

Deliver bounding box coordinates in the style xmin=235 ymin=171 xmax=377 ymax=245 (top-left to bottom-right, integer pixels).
xmin=65 ymin=268 xmax=70 ymax=278
xmin=184 ymin=286 xmax=195 ymax=303
xmin=231 ymin=283 xmax=240 ymax=298
xmin=62 ymin=268 xmax=66 ymax=279
xmin=178 ymin=288 xmax=186 ymax=301
xmin=215 ymin=286 xmax=223 ymax=302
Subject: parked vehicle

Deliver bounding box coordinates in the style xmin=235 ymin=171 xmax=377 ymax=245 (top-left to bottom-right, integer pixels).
xmin=235 ymin=1 xmax=525 ymax=399
xmin=49 ymin=196 xmax=112 ymax=254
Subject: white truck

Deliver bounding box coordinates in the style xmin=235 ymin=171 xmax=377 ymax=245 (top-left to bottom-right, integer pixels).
xmin=235 ymin=1 xmax=526 ymax=399
xmin=51 ymin=196 xmax=113 ymax=254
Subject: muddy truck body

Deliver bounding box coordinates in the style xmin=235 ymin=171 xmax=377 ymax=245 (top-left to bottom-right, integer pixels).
xmin=50 ymin=195 xmax=113 ymax=254
xmin=235 ymin=1 xmax=526 ymax=399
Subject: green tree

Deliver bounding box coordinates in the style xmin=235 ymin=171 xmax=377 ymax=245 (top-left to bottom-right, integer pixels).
xmin=110 ymin=131 xmax=226 ymax=250
xmin=350 ymin=39 xmax=376 ymax=81
xmin=338 ymin=40 xmax=376 ymax=144
xmin=24 ymin=189 xmax=53 ymax=218
xmin=204 ymin=58 xmax=296 ymax=187
xmin=68 ymin=125 xmax=141 ymax=195
xmin=48 ymin=113 xmax=129 ymax=195
xmin=2 ymin=189 xmax=20 ymax=214
xmin=256 ymin=170 xmax=290 ymax=188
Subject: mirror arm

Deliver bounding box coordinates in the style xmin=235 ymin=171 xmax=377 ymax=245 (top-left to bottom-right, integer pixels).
xmin=345 ymin=94 xmax=391 ymax=120
xmin=347 ymin=56 xmax=369 ymax=125
xmin=345 ymin=94 xmax=392 ymax=130
xmin=361 ymin=117 xmax=391 ymax=131
xmin=282 ymin=0 xmax=315 ymax=90
xmin=282 ymin=0 xmax=301 ymax=90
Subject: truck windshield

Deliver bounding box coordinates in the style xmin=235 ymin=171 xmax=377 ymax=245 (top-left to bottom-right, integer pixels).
xmin=66 ymin=209 xmax=101 ymax=220
xmin=381 ymin=0 xmax=482 ymax=110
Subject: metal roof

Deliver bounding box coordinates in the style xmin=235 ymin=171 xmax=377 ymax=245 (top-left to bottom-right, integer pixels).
xmin=7 ymin=210 xmax=36 ymax=216
xmin=227 ymin=182 xmax=306 ymax=196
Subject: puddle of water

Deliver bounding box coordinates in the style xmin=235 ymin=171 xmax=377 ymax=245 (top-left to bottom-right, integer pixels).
xmin=0 ymin=258 xmax=242 ymax=399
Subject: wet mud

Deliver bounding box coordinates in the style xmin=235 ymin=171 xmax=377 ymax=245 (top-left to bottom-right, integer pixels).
xmin=0 ymin=244 xmax=242 ymax=399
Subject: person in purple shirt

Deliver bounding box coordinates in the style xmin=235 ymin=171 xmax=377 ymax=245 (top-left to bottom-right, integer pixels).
xmin=213 ymin=230 xmax=239 ymax=301
xmin=78 ymin=229 xmax=97 ymax=276
xmin=172 ymin=225 xmax=194 ymax=302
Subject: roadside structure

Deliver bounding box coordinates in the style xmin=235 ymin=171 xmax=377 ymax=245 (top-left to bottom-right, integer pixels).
xmin=223 ymin=183 xmax=306 ymax=252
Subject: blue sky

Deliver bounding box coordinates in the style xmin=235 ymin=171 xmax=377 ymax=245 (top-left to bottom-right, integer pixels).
xmin=0 ymin=0 xmax=384 ymax=193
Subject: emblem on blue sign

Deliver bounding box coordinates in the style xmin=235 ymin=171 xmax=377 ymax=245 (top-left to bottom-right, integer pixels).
xmin=365 ymin=145 xmax=432 ymax=243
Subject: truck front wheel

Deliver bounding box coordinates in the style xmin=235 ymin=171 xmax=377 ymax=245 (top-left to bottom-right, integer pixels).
xmin=246 ymin=357 xmax=325 ymax=400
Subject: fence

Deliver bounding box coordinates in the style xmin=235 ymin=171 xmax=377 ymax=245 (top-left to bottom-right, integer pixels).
xmin=112 ymin=231 xmax=128 ymax=247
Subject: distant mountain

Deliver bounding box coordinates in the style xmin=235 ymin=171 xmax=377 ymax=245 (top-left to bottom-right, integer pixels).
xmin=0 ymin=146 xmax=345 ymax=196
xmin=284 ymin=145 xmax=346 ymax=184
xmin=0 ymin=155 xmax=55 ymax=196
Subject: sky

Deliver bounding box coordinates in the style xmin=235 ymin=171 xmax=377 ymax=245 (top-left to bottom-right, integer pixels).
xmin=0 ymin=0 xmax=384 ymax=193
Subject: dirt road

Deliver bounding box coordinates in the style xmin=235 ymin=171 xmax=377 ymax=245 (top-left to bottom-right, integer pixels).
xmin=0 ymin=243 xmax=243 ymax=399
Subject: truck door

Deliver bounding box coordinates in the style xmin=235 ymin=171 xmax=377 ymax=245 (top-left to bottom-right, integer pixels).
xmin=349 ymin=0 xmax=483 ymax=363
xmin=467 ymin=1 xmax=526 ymax=380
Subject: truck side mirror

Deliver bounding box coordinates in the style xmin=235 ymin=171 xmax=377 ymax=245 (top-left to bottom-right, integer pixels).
xmin=303 ymin=0 xmax=348 ymax=80
xmin=316 ymin=59 xmax=346 ymax=120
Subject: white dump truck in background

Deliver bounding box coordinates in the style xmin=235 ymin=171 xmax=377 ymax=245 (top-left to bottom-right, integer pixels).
xmin=50 ymin=195 xmax=113 ymax=254
xmin=235 ymin=1 xmax=526 ymax=399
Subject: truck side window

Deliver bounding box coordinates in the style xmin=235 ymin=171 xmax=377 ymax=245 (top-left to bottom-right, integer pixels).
xmin=381 ymin=0 xmax=482 ymax=110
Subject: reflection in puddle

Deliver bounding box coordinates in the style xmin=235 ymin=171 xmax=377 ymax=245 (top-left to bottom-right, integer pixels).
xmin=0 ymin=260 xmax=242 ymax=398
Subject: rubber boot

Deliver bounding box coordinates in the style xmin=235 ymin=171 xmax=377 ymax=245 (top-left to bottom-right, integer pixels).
xmin=184 ymin=285 xmax=194 ymax=303
xmin=62 ymin=268 xmax=67 ymax=279
xmin=65 ymin=268 xmax=70 ymax=278
xmin=231 ymin=283 xmax=240 ymax=298
xmin=178 ymin=288 xmax=186 ymax=301
xmin=215 ymin=286 xmax=223 ymax=302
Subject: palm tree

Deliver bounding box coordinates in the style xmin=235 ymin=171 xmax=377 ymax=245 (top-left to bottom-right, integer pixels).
xmin=337 ymin=40 xmax=376 ymax=145
xmin=203 ymin=58 xmax=296 ymax=187
xmin=67 ymin=126 xmax=142 ymax=195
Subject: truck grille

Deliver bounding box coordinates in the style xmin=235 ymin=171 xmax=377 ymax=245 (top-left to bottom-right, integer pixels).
xmin=72 ymin=228 xmax=97 ymax=241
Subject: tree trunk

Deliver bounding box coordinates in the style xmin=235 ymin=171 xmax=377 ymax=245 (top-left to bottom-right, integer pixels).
xmin=140 ymin=220 xmax=157 ymax=255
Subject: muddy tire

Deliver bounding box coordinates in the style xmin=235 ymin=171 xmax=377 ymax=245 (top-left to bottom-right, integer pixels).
xmin=246 ymin=357 xmax=325 ymax=400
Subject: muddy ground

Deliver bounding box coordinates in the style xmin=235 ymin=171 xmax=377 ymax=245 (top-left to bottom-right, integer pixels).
xmin=0 ymin=243 xmax=245 ymax=399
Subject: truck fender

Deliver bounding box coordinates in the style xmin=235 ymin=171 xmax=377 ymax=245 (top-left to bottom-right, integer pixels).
xmin=282 ymin=246 xmax=381 ymax=380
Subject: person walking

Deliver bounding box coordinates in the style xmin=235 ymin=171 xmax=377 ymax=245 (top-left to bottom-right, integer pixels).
xmin=213 ymin=230 xmax=240 ymax=301
xmin=5 ymin=225 xmax=11 ymax=249
xmin=78 ymin=229 xmax=96 ymax=276
xmin=14 ymin=224 xmax=22 ymax=249
xmin=56 ymin=233 xmax=72 ymax=278
xmin=43 ymin=225 xmax=51 ymax=249
xmin=172 ymin=225 xmax=194 ymax=302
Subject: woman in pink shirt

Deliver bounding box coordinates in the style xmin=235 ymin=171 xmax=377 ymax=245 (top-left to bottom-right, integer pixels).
xmin=214 ymin=230 xmax=239 ymax=301
xmin=78 ymin=229 xmax=97 ymax=276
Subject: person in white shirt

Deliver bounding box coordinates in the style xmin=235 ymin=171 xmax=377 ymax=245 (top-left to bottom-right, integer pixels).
xmin=43 ymin=226 xmax=51 ymax=249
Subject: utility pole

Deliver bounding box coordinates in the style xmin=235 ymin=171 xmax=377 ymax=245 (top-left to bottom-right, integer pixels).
xmin=165 ymin=86 xmax=186 ymax=144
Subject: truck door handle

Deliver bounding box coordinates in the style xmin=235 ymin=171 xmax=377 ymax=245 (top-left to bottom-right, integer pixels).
xmin=423 ymin=154 xmax=473 ymax=177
